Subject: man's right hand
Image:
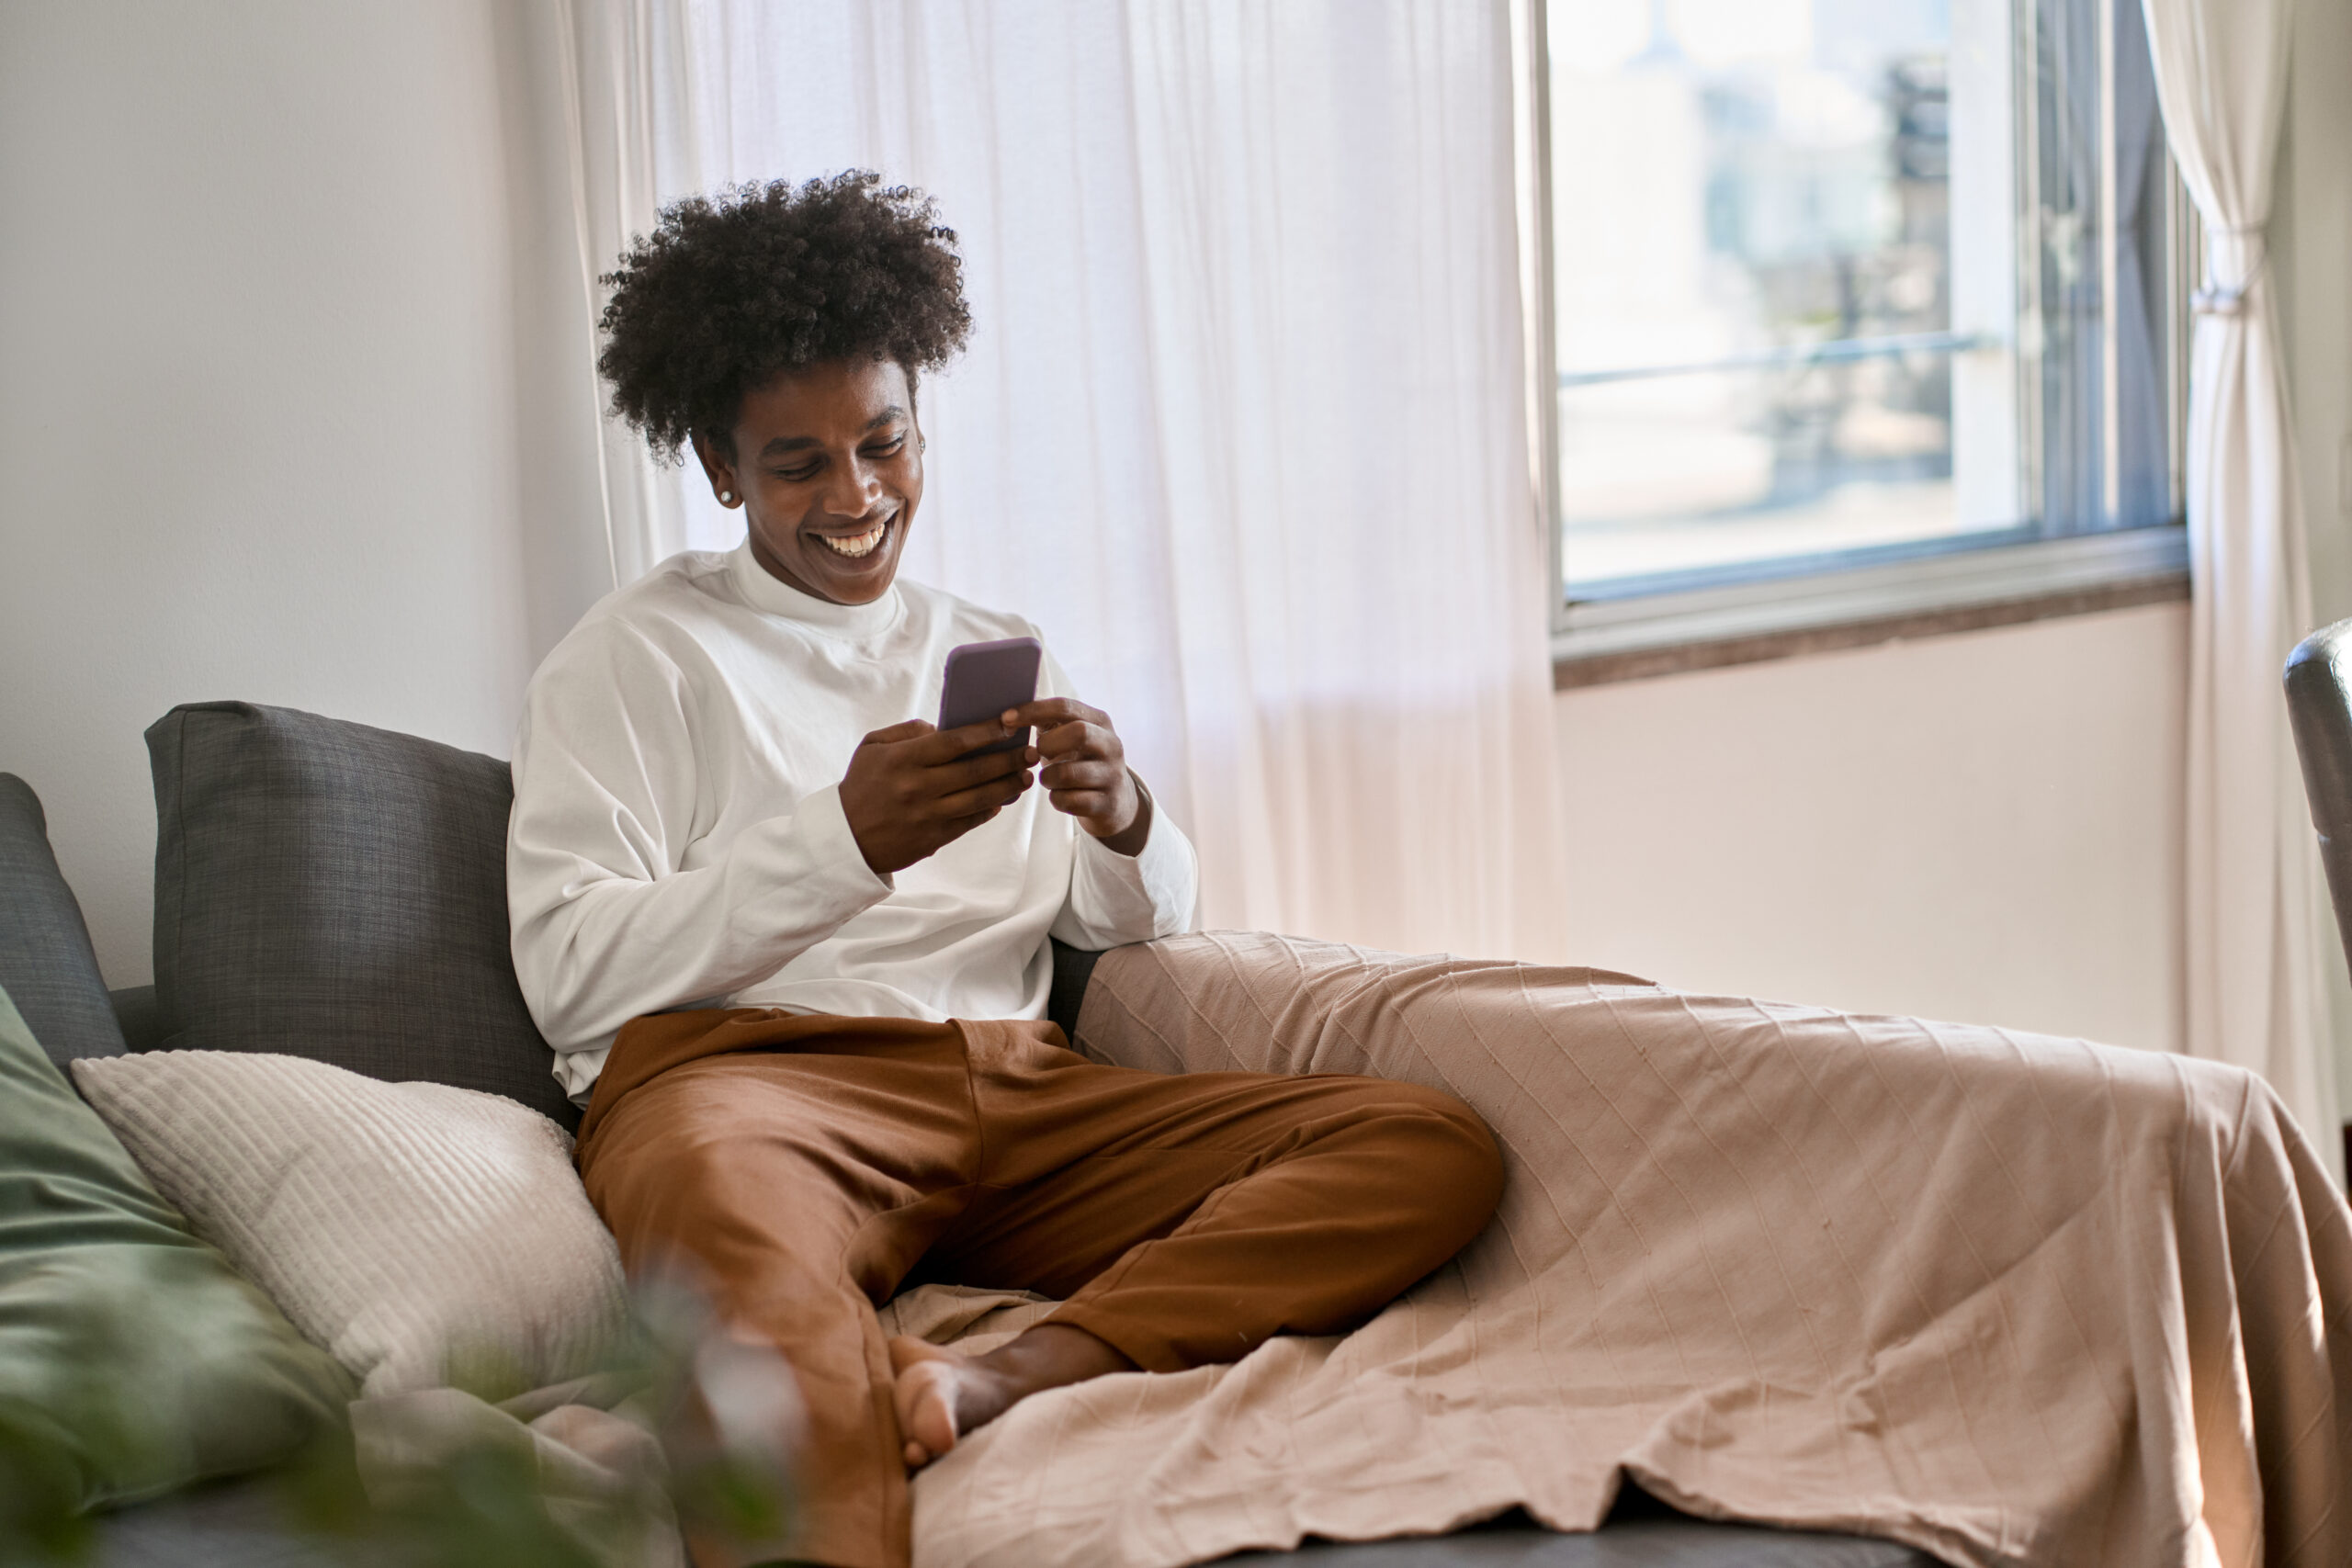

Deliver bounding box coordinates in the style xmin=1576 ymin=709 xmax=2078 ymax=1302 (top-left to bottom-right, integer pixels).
xmin=839 ymin=718 xmax=1038 ymax=875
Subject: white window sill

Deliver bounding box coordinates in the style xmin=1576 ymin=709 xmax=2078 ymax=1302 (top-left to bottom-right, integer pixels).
xmin=1553 ymin=525 xmax=2190 ymax=688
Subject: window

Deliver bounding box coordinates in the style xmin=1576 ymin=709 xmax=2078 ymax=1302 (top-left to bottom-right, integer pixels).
xmin=1532 ymin=0 xmax=2193 ymax=674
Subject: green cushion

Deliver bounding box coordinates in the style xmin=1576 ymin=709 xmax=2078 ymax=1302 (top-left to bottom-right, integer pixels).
xmin=0 ymin=983 xmax=351 ymax=1513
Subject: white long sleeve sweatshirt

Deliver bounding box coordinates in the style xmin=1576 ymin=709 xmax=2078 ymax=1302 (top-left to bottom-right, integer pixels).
xmin=506 ymin=542 xmax=1198 ymax=1102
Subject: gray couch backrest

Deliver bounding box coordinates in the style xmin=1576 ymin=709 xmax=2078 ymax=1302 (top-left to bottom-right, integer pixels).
xmin=0 ymin=774 xmax=130 ymax=1066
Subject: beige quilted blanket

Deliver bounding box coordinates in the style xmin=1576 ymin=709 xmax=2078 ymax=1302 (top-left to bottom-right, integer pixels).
xmin=896 ymin=933 xmax=2352 ymax=1568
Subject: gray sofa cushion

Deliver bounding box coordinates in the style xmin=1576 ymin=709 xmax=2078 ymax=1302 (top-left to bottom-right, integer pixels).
xmin=0 ymin=774 xmax=129 ymax=1066
xmin=1220 ymin=1513 xmax=1937 ymax=1565
xmin=109 ymin=985 xmax=166 ymax=1053
xmin=146 ymin=702 xmax=573 ymax=1126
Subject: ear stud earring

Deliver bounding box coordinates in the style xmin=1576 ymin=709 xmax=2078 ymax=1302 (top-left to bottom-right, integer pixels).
xmin=719 ymin=490 xmax=735 ymax=504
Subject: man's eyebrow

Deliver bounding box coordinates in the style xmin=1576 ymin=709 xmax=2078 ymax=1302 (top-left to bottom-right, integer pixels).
xmin=755 ymin=408 xmax=909 ymax=458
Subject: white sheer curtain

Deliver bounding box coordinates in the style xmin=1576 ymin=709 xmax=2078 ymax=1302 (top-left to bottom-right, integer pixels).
xmin=556 ymin=0 xmax=1569 ymax=961
xmin=2139 ymin=0 xmax=2339 ymax=1173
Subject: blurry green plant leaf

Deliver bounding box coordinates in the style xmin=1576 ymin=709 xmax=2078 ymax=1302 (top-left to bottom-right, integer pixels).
xmin=3 ymin=1275 xmax=797 ymax=1568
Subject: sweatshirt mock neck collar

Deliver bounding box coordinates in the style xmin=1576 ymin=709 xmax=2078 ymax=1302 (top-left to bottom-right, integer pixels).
xmin=727 ymin=539 xmax=902 ymax=639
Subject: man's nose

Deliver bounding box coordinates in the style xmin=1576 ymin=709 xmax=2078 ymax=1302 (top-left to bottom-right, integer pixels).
xmin=822 ymin=457 xmax=883 ymax=517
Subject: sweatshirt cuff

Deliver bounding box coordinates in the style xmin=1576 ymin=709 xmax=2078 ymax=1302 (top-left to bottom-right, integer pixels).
xmin=1075 ymin=798 xmax=1196 ymax=936
xmin=793 ymin=782 xmax=893 ymax=898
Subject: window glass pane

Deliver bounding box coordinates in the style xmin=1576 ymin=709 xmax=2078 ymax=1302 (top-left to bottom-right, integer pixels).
xmin=2021 ymin=0 xmax=2177 ymax=535
xmin=1547 ymin=0 xmax=2176 ymax=601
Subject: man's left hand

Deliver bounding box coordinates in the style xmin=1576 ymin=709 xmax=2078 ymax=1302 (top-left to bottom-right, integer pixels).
xmin=1007 ymin=698 xmax=1152 ymax=856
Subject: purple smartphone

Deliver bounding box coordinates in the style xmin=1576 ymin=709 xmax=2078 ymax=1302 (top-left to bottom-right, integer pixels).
xmin=938 ymin=636 xmax=1043 ymax=757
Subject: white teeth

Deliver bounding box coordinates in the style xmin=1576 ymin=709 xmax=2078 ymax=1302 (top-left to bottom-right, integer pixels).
xmin=820 ymin=522 xmax=888 ymax=558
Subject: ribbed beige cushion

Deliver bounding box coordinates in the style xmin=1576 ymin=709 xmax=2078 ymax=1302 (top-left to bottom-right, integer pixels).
xmin=71 ymin=1051 xmax=628 ymax=1399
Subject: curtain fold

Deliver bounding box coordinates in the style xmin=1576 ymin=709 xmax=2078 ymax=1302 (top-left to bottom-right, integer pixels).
xmin=556 ymin=0 xmax=1568 ymax=963
xmin=552 ymin=0 xmax=706 ymax=585
xmin=2138 ymin=0 xmax=2339 ymax=1177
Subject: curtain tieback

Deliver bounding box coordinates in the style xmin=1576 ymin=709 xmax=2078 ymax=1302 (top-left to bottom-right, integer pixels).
xmin=2194 ymin=284 xmax=2248 ymax=317
xmin=2196 ymin=225 xmax=2268 ymax=316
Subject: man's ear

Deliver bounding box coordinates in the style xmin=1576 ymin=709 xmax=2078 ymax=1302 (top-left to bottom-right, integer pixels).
xmin=692 ymin=432 xmax=741 ymax=506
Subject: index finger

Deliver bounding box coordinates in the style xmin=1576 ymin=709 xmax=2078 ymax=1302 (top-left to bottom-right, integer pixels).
xmin=859 ymin=719 xmax=936 ymax=748
xmin=914 ymin=715 xmax=1025 ymax=762
xmin=1005 ymin=697 xmax=1102 ymax=731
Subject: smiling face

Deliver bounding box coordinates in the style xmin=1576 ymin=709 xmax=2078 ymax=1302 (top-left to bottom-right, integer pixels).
xmin=695 ymin=358 xmax=923 ymax=605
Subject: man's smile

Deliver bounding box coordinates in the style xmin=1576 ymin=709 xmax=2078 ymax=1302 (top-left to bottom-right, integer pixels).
xmin=816 ymin=517 xmax=892 ymax=558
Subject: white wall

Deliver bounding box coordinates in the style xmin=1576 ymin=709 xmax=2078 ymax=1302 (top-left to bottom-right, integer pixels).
xmin=2278 ymin=0 xmax=2352 ymax=1100
xmin=1555 ymin=604 xmax=2187 ymax=1051
xmin=0 ymin=0 xmax=600 ymax=987
xmin=2282 ymin=0 xmax=2352 ymax=628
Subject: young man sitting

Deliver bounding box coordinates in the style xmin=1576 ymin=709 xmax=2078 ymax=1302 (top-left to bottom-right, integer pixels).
xmin=505 ymin=172 xmax=1505 ymax=1568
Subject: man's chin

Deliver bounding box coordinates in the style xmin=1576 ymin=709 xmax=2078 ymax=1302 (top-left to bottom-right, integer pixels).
xmin=804 ymin=551 xmax=900 ymax=605
xmin=760 ymin=529 xmax=903 ymax=605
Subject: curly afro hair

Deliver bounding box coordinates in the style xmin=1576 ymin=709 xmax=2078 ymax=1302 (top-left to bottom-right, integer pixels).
xmin=595 ymin=171 xmax=972 ymax=463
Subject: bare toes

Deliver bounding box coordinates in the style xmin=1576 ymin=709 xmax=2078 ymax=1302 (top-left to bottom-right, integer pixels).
xmin=888 ymin=1337 xmax=962 ymax=1465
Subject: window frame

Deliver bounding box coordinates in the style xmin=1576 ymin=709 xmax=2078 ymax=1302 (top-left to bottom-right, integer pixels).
xmin=1520 ymin=0 xmax=2194 ymax=683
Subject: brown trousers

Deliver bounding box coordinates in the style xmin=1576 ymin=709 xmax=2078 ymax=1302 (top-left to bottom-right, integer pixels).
xmin=575 ymin=1009 xmax=1504 ymax=1568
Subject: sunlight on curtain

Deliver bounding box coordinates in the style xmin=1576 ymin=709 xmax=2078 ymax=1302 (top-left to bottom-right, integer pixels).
xmin=559 ymin=1 xmax=1569 ymax=961
xmin=2139 ymin=0 xmax=2340 ymax=1177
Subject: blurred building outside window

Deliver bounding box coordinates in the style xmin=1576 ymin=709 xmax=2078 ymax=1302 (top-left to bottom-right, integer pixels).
xmin=1542 ymin=0 xmax=2190 ymax=617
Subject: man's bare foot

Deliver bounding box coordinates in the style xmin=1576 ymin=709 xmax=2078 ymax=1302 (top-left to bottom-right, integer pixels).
xmin=888 ymin=1337 xmax=964 ymax=1467
xmin=887 ymin=1323 xmax=1136 ymax=1468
